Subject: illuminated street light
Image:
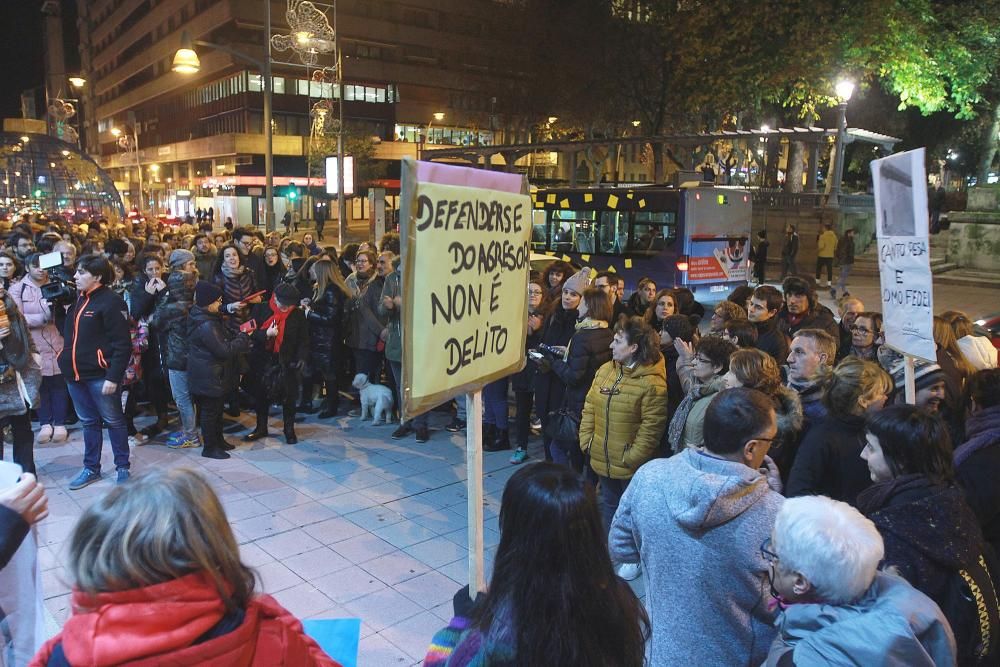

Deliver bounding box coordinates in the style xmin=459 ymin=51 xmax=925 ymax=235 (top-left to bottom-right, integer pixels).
xmin=19 ymin=135 xmax=29 ymax=143
xmin=68 ymin=76 xmax=87 ymax=88
xmin=171 ymin=32 xmax=201 ymax=74
xmin=110 ymin=127 xmax=122 ymax=137
xmin=433 ymin=112 xmax=445 ymax=122
xmin=836 ymin=80 xmax=855 ymax=102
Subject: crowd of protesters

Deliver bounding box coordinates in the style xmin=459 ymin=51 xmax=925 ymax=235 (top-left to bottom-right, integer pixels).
xmin=2 ymin=207 xmax=999 ymax=665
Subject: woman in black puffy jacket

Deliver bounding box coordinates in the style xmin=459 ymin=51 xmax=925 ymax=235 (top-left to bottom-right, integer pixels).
xmin=187 ymin=281 xmax=250 ymax=460
xmin=129 ymin=253 xmax=171 ymax=437
xmin=545 ymin=287 xmax=614 ymax=475
xmin=302 ymin=259 xmax=351 ymax=419
xmin=532 ymin=269 xmax=585 ymax=462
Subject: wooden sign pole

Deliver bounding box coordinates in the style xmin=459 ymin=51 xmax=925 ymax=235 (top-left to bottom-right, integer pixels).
xmin=466 ymin=390 xmax=486 ymax=594
xmin=904 ymin=354 xmax=916 ymax=405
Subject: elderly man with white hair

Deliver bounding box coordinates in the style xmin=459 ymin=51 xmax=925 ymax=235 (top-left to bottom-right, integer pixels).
xmin=762 ymin=495 xmax=957 ymax=666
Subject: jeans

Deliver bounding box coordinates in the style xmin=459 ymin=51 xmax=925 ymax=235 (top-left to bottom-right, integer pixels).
xmin=389 ymin=361 xmax=427 ymax=428
xmin=37 ymin=374 xmax=69 ymax=427
xmin=168 ymin=370 xmax=198 ymax=439
xmin=67 ymin=378 xmax=129 ymax=472
xmin=482 ymin=377 xmax=509 ymax=430
xmin=597 ymin=476 xmax=630 ymax=538
xmin=1 ymin=413 xmax=35 ymax=475
xmin=514 ymin=391 xmax=533 ymax=448
xmin=780 ymin=255 xmax=797 ymax=278
xmin=815 ymin=257 xmax=834 ymax=284
xmin=836 ymin=263 xmax=853 ymax=294
xmin=194 ymin=394 xmax=225 ymax=450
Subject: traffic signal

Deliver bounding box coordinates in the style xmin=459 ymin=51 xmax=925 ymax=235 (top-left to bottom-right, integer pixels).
xmin=287 ymin=186 xmax=298 ymax=200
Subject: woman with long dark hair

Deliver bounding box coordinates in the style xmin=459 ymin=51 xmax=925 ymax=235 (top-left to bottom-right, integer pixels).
xmin=858 ymin=404 xmax=1000 ymax=665
xmin=0 ymin=283 xmax=41 ymax=475
xmin=424 ymin=463 xmax=649 ymax=666
xmin=128 ymin=253 xmax=171 ymax=437
xmin=540 ymin=259 xmax=573 ymax=301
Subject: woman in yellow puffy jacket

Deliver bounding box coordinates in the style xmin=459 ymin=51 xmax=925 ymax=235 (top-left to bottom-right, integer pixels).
xmin=580 ymin=316 xmax=668 ymax=538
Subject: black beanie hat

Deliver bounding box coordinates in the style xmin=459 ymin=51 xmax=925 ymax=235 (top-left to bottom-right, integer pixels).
xmin=194 ymin=280 xmax=223 ymax=308
xmin=273 ymin=282 xmax=299 ymax=306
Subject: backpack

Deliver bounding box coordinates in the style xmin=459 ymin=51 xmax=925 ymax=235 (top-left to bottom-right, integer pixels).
xmin=939 ymin=553 xmax=1000 ymax=665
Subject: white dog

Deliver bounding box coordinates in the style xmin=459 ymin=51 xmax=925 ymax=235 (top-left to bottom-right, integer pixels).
xmin=352 ymin=373 xmax=395 ymax=425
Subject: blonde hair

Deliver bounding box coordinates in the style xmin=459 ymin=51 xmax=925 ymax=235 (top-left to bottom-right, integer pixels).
xmin=312 ymin=258 xmax=351 ymax=301
xmin=67 ymin=468 xmax=256 ymax=612
xmin=822 ymin=357 xmax=893 ymax=418
xmin=729 ymin=348 xmax=782 ymax=396
xmin=933 ymin=315 xmax=975 ymax=381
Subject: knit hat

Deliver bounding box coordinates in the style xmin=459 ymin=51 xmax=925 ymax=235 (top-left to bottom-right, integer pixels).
xmin=273 ymin=282 xmax=299 ymax=306
xmin=194 ymin=280 xmax=223 ymax=308
xmin=889 ymin=357 xmax=944 ymax=391
xmin=169 ymin=249 xmax=195 ymax=270
xmin=562 ymin=266 xmax=591 ymax=295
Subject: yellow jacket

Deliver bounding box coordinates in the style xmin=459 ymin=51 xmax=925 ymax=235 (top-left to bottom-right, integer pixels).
xmin=580 ymin=357 xmax=668 ymax=480
xmin=817 ymin=230 xmax=838 ymax=258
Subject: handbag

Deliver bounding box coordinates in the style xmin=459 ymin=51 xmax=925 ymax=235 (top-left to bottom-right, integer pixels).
xmin=545 ymin=408 xmax=580 ymax=443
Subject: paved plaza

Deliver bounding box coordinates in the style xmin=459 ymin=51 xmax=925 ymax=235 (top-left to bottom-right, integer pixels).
xmin=30 ymin=406 xmax=572 ymax=666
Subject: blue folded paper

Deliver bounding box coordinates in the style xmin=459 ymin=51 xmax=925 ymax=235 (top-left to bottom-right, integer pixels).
xmin=302 ymin=618 xmax=361 ymax=667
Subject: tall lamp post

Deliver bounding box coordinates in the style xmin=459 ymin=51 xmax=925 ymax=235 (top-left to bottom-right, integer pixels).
xmin=172 ymin=1 xmax=275 ymax=231
xmin=827 ymin=79 xmax=855 ymax=208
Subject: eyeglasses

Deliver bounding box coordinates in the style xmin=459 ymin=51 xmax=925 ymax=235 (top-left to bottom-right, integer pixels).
xmin=849 ymin=325 xmax=873 ymax=334
xmin=751 ymin=435 xmax=781 ymax=450
xmin=528 ymin=290 xmax=544 ymax=297
xmin=761 ymin=537 xmax=779 ymax=564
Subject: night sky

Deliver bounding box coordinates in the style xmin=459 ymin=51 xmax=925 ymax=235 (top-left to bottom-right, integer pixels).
xmin=0 ymin=1 xmax=79 ymax=121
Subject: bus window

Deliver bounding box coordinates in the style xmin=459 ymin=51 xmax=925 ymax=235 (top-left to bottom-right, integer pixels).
xmin=531 ymin=210 xmax=548 ymax=251
xmin=550 ymin=210 xmax=597 ymax=254
xmin=631 ymin=211 xmax=677 ymax=254
xmin=596 ymin=211 xmax=629 ymax=254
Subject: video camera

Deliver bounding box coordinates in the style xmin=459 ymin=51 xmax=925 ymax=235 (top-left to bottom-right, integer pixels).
xmin=38 ymin=251 xmax=77 ymax=306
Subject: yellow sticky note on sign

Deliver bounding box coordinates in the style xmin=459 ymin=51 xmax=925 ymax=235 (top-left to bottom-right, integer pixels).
xmin=639 ymin=198 xmax=646 ymax=208
xmin=562 ymin=254 xmax=571 ymax=262
xmin=559 ymin=198 xmax=570 ymax=209
xmin=584 ymin=193 xmax=594 ymax=203
xmin=534 ymin=200 xmax=544 ymax=208
xmin=581 ymin=254 xmax=591 ymax=261
xmin=546 ymin=194 xmax=556 ymax=204
xmin=589 ymin=268 xmax=598 ymax=279
xmin=626 ymin=193 xmax=634 ymax=200
xmin=607 ymin=194 xmax=619 ymax=209
xmin=625 ymin=259 xmax=633 ymax=268
xmin=607 ymin=265 xmax=617 ymax=273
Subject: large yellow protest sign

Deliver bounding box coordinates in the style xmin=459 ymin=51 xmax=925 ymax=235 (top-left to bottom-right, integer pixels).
xmin=402 ymin=180 xmax=531 ymax=417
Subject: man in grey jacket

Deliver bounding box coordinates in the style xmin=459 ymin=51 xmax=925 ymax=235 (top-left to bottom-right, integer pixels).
xmin=610 ymin=388 xmax=784 ymax=666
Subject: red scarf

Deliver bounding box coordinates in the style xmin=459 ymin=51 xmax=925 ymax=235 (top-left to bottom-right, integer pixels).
xmin=261 ymin=294 xmax=294 ymax=353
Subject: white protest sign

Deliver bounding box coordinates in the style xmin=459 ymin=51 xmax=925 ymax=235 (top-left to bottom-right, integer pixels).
xmin=871 ymin=148 xmax=936 ymax=363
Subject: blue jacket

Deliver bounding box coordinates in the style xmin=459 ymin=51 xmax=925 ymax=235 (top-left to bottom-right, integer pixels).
xmin=764 ymin=572 xmax=956 ymax=666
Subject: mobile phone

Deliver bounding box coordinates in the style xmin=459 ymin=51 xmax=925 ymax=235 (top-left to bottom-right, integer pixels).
xmin=239 ymin=320 xmax=257 ymax=334
xmin=528 ymin=350 xmax=544 ymax=360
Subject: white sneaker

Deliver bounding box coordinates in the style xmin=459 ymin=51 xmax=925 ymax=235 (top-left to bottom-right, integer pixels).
xmin=36 ymin=424 xmax=54 ymax=444
xmin=616 ymin=562 xmax=641 ymax=581
xmin=51 ymin=426 xmax=69 ymax=443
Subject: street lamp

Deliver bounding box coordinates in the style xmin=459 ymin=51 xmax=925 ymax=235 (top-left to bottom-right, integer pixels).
xmin=68 ymin=76 xmax=86 ymax=89
xmin=172 ymin=6 xmax=276 ymax=231
xmin=827 ymin=79 xmax=855 ymax=207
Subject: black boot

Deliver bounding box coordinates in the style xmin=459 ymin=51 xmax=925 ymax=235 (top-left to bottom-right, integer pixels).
xmin=485 ymin=429 xmax=511 ymax=452
xmin=202 ymin=445 xmax=230 ymax=459
xmin=318 ymin=397 xmax=339 ymax=419
xmin=243 ymin=418 xmax=269 ymax=441
xmin=481 ymin=423 xmax=496 ymax=448
xmin=283 ymin=427 xmax=298 ymax=445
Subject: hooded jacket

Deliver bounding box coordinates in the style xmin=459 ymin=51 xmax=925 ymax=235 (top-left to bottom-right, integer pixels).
xmin=29 ymin=571 xmax=341 ymax=667
xmin=857 ymin=476 xmax=1000 ymax=664
xmin=532 ymin=305 xmax=578 ymax=419
xmin=57 ymin=285 xmax=131 ymax=384
xmin=956 ymin=404 xmax=1000 ymax=557
xmin=187 ymin=306 xmax=251 ymax=398
xmin=764 ymin=572 xmax=957 ymax=667
xmin=609 ymin=450 xmax=784 ymax=666
xmin=580 ymin=357 xmax=668 ymax=479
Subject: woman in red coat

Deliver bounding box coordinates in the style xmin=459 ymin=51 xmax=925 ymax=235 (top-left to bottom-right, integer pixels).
xmin=30 ymin=469 xmax=340 ymax=667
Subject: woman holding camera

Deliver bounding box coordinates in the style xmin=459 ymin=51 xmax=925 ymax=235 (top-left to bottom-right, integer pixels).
xmin=12 ymin=253 xmax=69 ymax=443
